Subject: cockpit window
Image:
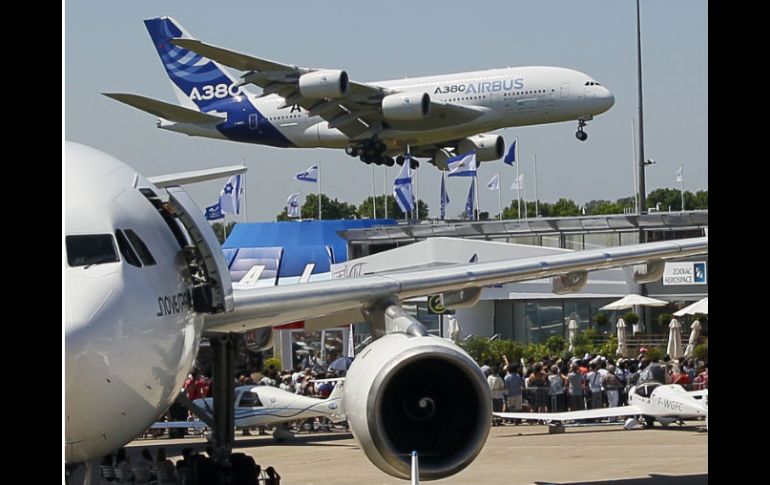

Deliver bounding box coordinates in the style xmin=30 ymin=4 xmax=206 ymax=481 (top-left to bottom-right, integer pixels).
xmin=115 ymin=230 xmax=141 ymax=267
xmin=125 ymin=229 xmax=157 ymax=266
xmin=634 ymin=382 xmax=661 ymax=398
xmin=238 ymin=391 xmax=263 ymax=408
xmin=66 ymin=234 xmax=119 ymax=267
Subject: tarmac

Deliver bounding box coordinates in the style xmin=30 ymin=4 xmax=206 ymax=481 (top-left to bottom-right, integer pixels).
xmin=118 ymin=420 xmax=708 ymax=484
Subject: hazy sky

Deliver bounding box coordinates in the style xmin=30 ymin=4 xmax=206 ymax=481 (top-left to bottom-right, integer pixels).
xmin=65 ymin=1 xmax=707 ymax=221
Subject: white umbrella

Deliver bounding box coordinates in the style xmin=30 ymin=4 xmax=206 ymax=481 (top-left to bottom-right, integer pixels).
xmin=674 ymin=297 xmax=708 ymax=317
xmin=667 ymin=318 xmax=683 ymax=359
xmin=616 ymin=318 xmax=627 ymax=357
xmin=600 ymin=294 xmax=668 ymax=311
xmin=683 ymin=320 xmax=702 ymax=359
xmin=568 ymin=319 xmax=579 ymax=352
xmin=447 ymin=315 xmax=461 ymax=344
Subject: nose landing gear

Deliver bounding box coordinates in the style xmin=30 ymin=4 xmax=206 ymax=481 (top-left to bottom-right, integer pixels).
xmin=575 ymin=115 xmax=593 ymax=141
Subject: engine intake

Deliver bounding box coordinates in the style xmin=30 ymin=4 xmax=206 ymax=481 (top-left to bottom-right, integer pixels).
xmin=381 ymin=92 xmax=431 ymax=121
xmin=298 ymin=70 xmax=349 ymax=98
xmin=344 ymin=333 xmax=490 ymax=480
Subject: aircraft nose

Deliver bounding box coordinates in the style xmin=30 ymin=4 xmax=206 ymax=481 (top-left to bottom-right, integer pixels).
xmin=598 ymin=87 xmax=615 ymax=112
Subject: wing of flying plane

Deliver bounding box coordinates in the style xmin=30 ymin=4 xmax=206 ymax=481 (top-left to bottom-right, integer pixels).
xmin=494 ymin=405 xmax=643 ymax=423
xmin=204 ymin=237 xmax=707 ymax=333
xmin=103 ymin=93 xmax=226 ymax=124
xmin=170 ymin=39 xmax=484 ymax=141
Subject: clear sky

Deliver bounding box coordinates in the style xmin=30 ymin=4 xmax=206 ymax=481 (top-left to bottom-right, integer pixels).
xmin=65 ymin=0 xmax=707 ymax=221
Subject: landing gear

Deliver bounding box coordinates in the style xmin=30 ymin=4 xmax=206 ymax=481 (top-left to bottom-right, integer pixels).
xmin=643 ymin=416 xmax=656 ymax=429
xmin=575 ymin=115 xmax=593 ymax=142
xmin=345 ymin=145 xmax=359 ymax=157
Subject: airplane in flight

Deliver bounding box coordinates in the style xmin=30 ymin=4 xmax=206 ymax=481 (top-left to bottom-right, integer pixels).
xmin=64 ymin=141 xmax=705 ymax=482
xmin=106 ymin=17 xmax=615 ymax=169
xmin=494 ymin=382 xmax=708 ymax=430
xmin=151 ymin=381 xmax=346 ymax=441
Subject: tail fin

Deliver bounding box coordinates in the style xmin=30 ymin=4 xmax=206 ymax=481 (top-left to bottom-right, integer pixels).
xmin=325 ymin=379 xmax=346 ymax=423
xmin=144 ymin=17 xmax=237 ymax=112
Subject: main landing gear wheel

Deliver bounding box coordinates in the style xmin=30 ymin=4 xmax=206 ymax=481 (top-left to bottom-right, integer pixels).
xmin=396 ymin=155 xmax=405 ymax=166
xmin=345 ymin=145 xmax=360 ymax=157
xmin=410 ymin=159 xmax=420 ymax=169
xmin=576 ymin=130 xmax=588 ymax=141
xmin=643 ymin=416 xmax=655 ymax=429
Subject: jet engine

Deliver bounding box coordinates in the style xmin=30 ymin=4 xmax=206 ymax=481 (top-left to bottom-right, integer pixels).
xmin=298 ymin=70 xmax=349 ymax=98
xmin=343 ymin=333 xmax=490 ymax=480
xmin=458 ymin=134 xmax=505 ymax=161
xmin=381 ymin=92 xmax=431 ymax=121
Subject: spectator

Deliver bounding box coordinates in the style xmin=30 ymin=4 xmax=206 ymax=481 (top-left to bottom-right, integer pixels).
xmin=487 ymin=365 xmax=505 ymax=413
xmin=503 ymin=363 xmax=524 ymax=416
xmin=265 ymin=466 xmax=281 ymax=485
xmin=566 ymin=363 xmax=585 ymax=411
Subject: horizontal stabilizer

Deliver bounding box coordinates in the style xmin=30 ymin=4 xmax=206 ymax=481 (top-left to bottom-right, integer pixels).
xmin=149 ymin=165 xmax=247 ymax=188
xmin=103 ymin=93 xmax=225 ymax=124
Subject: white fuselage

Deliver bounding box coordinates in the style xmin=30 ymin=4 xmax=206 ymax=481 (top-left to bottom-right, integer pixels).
xmin=627 ymin=383 xmax=708 ymax=418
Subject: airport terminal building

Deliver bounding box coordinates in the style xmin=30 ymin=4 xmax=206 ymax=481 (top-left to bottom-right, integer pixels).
xmin=222 ymin=211 xmax=707 ymax=369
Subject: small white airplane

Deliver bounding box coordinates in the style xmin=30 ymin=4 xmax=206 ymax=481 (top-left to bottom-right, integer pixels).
xmin=151 ymin=382 xmax=346 ymax=441
xmin=495 ymin=382 xmax=708 ymax=429
xmin=64 ymin=141 xmax=706 ymax=481
xmin=106 ymin=17 xmax=614 ymax=169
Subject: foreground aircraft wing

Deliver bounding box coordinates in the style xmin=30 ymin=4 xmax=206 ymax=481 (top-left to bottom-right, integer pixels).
xmin=148 ymin=166 xmax=247 ymax=188
xmin=103 ymin=93 xmax=226 ymax=124
xmin=171 ymin=39 xmax=482 ymax=139
xmin=494 ymin=405 xmax=644 ymax=423
xmin=204 ymin=237 xmax=707 ymax=333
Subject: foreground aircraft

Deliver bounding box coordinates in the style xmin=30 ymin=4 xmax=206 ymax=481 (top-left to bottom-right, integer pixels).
xmin=106 ymin=17 xmax=614 ymax=169
xmin=64 ymin=141 xmax=706 ymax=481
xmin=151 ymin=381 xmax=346 ymax=440
xmin=495 ymin=383 xmax=708 ymax=429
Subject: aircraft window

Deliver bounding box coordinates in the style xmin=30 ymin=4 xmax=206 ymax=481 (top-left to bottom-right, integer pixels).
xmin=66 ymin=234 xmax=119 ymax=267
xmin=125 ymin=229 xmax=157 ymax=266
xmin=238 ymin=391 xmax=263 ymax=408
xmin=634 ymin=382 xmax=661 ymax=398
xmin=115 ymin=230 xmax=142 ymax=267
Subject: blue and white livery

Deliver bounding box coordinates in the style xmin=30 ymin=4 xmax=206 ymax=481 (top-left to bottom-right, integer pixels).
xmin=106 ymin=17 xmax=615 ymax=169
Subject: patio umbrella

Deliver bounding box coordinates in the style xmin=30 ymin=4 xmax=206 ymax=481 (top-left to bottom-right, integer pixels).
xmin=568 ymin=319 xmax=579 ymax=352
xmin=667 ymin=318 xmax=683 ymax=359
xmin=683 ymin=320 xmax=702 ymax=359
xmin=448 ymin=315 xmax=461 ymax=343
xmin=674 ymin=297 xmax=708 ymax=317
xmin=616 ymin=318 xmax=627 ymax=357
xmin=328 ymin=356 xmax=354 ymax=373
xmin=600 ymin=294 xmax=668 ymax=311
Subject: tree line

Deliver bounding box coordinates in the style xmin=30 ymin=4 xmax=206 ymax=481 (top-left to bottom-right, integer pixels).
xmin=274 ymin=188 xmax=707 ymax=221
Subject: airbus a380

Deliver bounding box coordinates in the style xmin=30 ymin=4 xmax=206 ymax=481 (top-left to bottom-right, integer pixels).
xmin=106 ymin=17 xmax=614 ymax=169
xmin=64 ymin=141 xmax=705 ymax=482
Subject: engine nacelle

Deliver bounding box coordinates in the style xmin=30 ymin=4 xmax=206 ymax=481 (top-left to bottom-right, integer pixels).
xmin=457 ymin=134 xmax=505 ymax=161
xmin=298 ymin=70 xmax=349 ymax=98
xmin=344 ymin=333 xmax=490 ymax=480
xmin=381 ymin=92 xmax=431 ymax=121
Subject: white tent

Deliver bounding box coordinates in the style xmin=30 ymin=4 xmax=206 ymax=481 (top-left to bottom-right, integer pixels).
xmin=616 ymin=318 xmax=627 ymax=357
xmin=600 ymin=294 xmax=668 ymax=311
xmin=667 ymin=318 xmax=683 ymax=359
xmin=568 ymin=319 xmax=579 ymax=352
xmin=683 ymin=320 xmax=702 ymax=359
xmin=674 ymin=297 xmax=708 ymax=317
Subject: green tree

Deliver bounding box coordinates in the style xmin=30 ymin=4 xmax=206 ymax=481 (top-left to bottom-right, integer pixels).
xmin=211 ymin=221 xmax=236 ymax=243
xmin=277 ymin=193 xmax=357 ymax=220
xmin=585 ymin=199 xmax=624 ymax=215
xmin=550 ymin=198 xmax=581 ymax=217
xmin=357 ymin=195 xmax=428 ymax=220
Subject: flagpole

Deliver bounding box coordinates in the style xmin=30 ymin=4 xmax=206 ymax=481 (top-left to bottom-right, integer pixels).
xmin=317 ymin=164 xmax=322 ymax=220
xmin=474 ymin=174 xmax=480 ymax=221
xmin=533 ymin=154 xmax=539 ymax=218
xmin=497 ymin=168 xmax=503 ymax=220
xmin=413 ymin=163 xmax=419 ymax=222
xmin=679 ymin=165 xmax=685 ymax=211
xmin=515 ymin=136 xmax=521 ymax=218
xmin=371 ymin=164 xmax=377 ymax=219
xmin=631 ymin=119 xmax=638 ymax=213
xmin=242 ymin=157 xmax=248 ymax=222
xmin=522 ymin=178 xmax=528 ymax=219
xmin=383 ymin=166 xmax=388 ymax=219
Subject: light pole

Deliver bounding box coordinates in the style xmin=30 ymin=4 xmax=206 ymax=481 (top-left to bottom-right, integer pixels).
xmin=635 ymin=0 xmax=647 ymax=218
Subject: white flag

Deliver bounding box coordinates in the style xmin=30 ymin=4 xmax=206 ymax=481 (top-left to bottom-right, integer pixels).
xmin=286 ymin=193 xmax=301 ymax=218
xmin=486 ymin=173 xmax=500 ymax=191
xmin=510 ymin=173 xmax=525 ymax=191
xmin=219 ymin=174 xmax=243 ymax=215
xmin=676 ymin=165 xmax=684 ymax=183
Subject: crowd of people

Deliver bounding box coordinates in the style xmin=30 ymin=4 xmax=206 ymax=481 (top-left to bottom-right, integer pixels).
xmin=483 ymin=349 xmax=708 ymax=418
xmin=101 ymin=446 xmax=281 ymax=484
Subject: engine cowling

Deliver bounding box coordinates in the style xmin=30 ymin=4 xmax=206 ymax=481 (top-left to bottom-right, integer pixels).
xmin=458 ymin=134 xmax=505 ymax=161
xmin=343 ymin=333 xmax=490 ymax=480
xmin=298 ymin=70 xmax=349 ymax=98
xmin=381 ymin=92 xmax=431 ymax=121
